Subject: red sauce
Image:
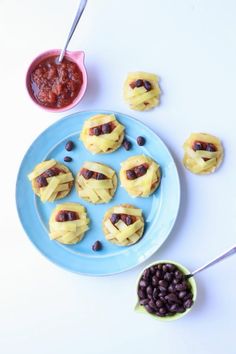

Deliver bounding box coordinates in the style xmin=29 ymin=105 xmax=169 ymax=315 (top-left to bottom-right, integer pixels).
xmin=31 ymin=56 xmax=83 ymax=108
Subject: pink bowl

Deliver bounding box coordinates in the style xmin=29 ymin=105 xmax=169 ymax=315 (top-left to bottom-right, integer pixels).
xmin=26 ymin=49 xmax=87 ymax=112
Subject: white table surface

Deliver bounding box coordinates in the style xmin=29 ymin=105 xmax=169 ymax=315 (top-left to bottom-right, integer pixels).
xmin=1 ymin=0 xmax=236 ymax=353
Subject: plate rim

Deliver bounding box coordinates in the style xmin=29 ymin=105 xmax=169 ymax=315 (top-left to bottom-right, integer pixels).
xmin=16 ymin=109 xmax=181 ymax=276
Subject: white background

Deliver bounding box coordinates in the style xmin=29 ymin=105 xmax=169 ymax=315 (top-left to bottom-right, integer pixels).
xmin=1 ymin=0 xmax=236 ymax=353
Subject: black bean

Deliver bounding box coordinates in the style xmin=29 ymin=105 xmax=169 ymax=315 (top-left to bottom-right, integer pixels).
xmin=150 ymin=266 xmax=157 ymax=274
xmin=65 ymin=140 xmax=74 ymax=151
xmin=159 ymin=307 xmax=167 ymax=315
xmin=146 ymin=285 xmax=153 ymax=295
xmin=125 ymin=215 xmax=132 ymax=225
xmin=193 ymin=141 xmax=203 ymax=151
xmin=164 ymin=272 xmax=173 ymax=282
xmin=144 ymin=80 xmax=152 ymax=91
xmin=159 ymin=286 xmax=167 ymax=293
xmin=67 ymin=211 xmax=77 ymax=221
xmin=137 ymin=136 xmax=145 ymax=146
xmin=126 ymin=169 xmax=136 ymax=180
xmin=44 ymin=169 xmax=56 ymax=177
xmin=64 ymin=156 xmax=72 ymax=162
xmin=152 ymin=276 xmax=159 ymax=287
xmin=135 ymin=79 xmax=144 ymax=88
xmin=166 ymin=264 xmax=176 ymax=272
xmin=36 ymin=176 xmax=48 ymax=187
xmin=169 ymin=304 xmax=178 ymax=313
xmin=175 ymin=283 xmax=187 ymax=292
xmin=184 ymin=299 xmax=193 ymax=309
xmin=159 ymin=280 xmax=168 ymax=289
xmin=142 ymin=268 xmax=150 ymax=280
xmin=149 ymin=301 xmax=157 ymax=310
xmin=123 ymin=139 xmax=132 ymax=151
xmin=206 ymin=143 xmax=216 ymax=152
xmin=168 ymin=284 xmax=175 ymax=293
xmin=96 ymin=173 xmax=106 ymax=180
xmin=82 ymin=169 xmax=93 ymax=179
xmin=184 ymin=292 xmax=193 ymax=301
xmin=156 ymin=300 xmax=163 ymax=308
xmin=56 ymin=212 xmax=68 ymax=222
xmin=165 ymin=293 xmax=179 ymax=303
xmin=157 ymin=264 xmax=163 ymax=270
xmin=140 ymin=298 xmax=149 ymax=306
xmin=172 ymin=278 xmax=180 ymax=285
xmin=177 ymin=306 xmax=185 ymax=313
xmin=147 ymin=294 xmax=153 ymax=300
xmin=138 ymin=289 xmax=146 ymax=299
xmin=144 ymin=304 xmax=155 ymax=313
xmin=175 ymin=270 xmax=183 ymax=280
xmin=156 ymin=270 xmax=162 ymax=279
xmin=153 ymin=288 xmax=159 ymax=300
xmin=101 ymin=123 xmax=111 ymax=134
xmin=93 ymin=127 xmax=101 ymax=136
xmin=178 ymin=291 xmax=187 ymax=299
xmin=110 ymin=213 xmax=120 ymax=224
xmin=156 ymin=311 xmax=166 ymax=317
xmin=139 ymin=280 xmax=148 ymax=288
xmin=92 ymin=240 xmax=102 ymax=251
xmin=134 ymin=165 xmax=147 ymax=177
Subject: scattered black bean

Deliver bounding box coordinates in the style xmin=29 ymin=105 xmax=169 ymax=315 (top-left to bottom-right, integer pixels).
xmin=65 ymin=140 xmax=74 ymax=151
xmin=137 ymin=136 xmax=146 ymax=146
xmin=64 ymin=156 xmax=72 ymax=162
xmin=123 ymin=139 xmax=132 ymax=151
xmin=92 ymin=240 xmax=102 ymax=251
xmin=137 ymin=263 xmax=194 ymax=318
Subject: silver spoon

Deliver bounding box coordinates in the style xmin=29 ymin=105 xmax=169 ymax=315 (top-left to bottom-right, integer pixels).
xmin=58 ymin=0 xmax=88 ymax=63
xmin=185 ymin=245 xmax=236 ymax=279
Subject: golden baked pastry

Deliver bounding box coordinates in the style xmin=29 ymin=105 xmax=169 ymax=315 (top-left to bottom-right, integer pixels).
xmin=76 ymin=161 xmax=117 ymax=204
xmin=49 ymin=203 xmax=90 ymax=244
xmin=124 ymin=72 xmax=161 ymax=111
xmin=183 ymin=133 xmax=224 ymax=174
xmin=80 ymin=114 xmax=125 ymax=154
xmin=120 ymin=155 xmax=161 ymax=197
xmin=103 ymin=204 xmax=144 ymax=246
xmin=28 ymin=159 xmax=74 ymax=202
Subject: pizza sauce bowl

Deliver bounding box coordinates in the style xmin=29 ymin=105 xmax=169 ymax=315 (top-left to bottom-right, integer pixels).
xmin=26 ymin=49 xmax=87 ymax=112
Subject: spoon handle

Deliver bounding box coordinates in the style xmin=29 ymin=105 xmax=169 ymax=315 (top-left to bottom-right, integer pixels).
xmin=58 ymin=0 xmax=88 ymax=63
xmin=189 ymin=245 xmax=236 ymax=278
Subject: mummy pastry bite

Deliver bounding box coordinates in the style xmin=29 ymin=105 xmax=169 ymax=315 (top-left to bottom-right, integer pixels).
xmin=124 ymin=72 xmax=161 ymax=111
xmin=103 ymin=204 xmax=145 ymax=246
xmin=120 ymin=155 xmax=161 ymax=197
xmin=49 ymin=203 xmax=90 ymax=244
xmin=80 ymin=114 xmax=125 ymax=154
xmin=183 ymin=133 xmax=223 ymax=174
xmin=76 ymin=162 xmax=117 ymax=204
xmin=28 ymin=159 xmax=74 ymax=202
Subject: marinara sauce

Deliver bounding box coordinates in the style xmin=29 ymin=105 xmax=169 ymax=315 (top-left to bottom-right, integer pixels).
xmin=30 ymin=56 xmax=83 ymax=108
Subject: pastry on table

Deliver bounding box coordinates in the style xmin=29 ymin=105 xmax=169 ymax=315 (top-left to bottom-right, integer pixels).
xmin=120 ymin=155 xmax=161 ymax=197
xmin=103 ymin=204 xmax=145 ymax=246
xmin=28 ymin=159 xmax=74 ymax=202
xmin=80 ymin=114 xmax=125 ymax=154
xmin=76 ymin=161 xmax=117 ymax=204
xmin=183 ymin=133 xmax=224 ymax=174
xmin=49 ymin=202 xmax=90 ymax=244
xmin=123 ymin=71 xmax=161 ymax=111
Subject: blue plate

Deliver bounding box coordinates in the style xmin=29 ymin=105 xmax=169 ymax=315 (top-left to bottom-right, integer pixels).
xmin=16 ymin=110 xmax=180 ymax=276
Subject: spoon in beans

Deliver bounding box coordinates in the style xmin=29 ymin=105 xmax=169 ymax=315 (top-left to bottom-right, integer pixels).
xmin=185 ymin=245 xmax=236 ymax=279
